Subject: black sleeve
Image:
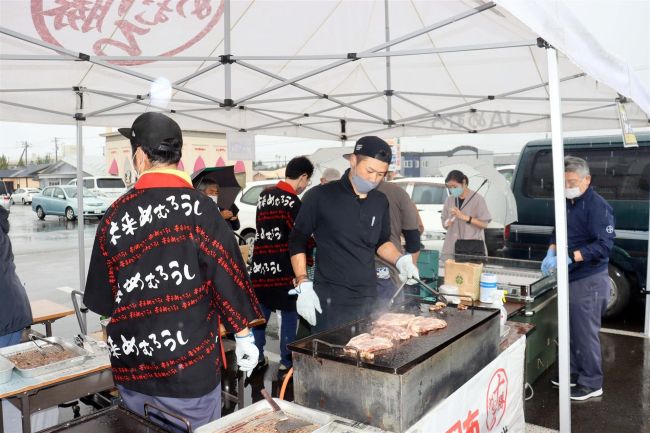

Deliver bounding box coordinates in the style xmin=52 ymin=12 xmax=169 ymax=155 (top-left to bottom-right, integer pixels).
xmin=230 ymin=203 xmax=239 ymax=216
xmin=403 ymin=229 xmax=421 ymax=254
xmin=229 ymin=217 xmax=241 ymax=231
xmin=289 ymin=190 xmax=318 ymax=257
xmin=200 ymin=211 xmax=263 ymax=332
xmin=83 ymin=220 xmax=114 ymax=318
xmin=376 ymin=200 xmax=391 ymax=250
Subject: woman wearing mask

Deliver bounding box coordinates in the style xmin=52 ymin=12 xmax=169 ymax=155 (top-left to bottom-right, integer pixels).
xmin=440 ymin=170 xmax=491 ymax=258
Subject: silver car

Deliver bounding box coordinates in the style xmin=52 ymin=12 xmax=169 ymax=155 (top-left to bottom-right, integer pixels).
xmin=0 ymin=182 xmax=11 ymax=213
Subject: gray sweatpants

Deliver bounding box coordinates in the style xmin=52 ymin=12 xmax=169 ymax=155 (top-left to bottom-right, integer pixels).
xmin=117 ymin=384 xmax=221 ymax=433
xmin=569 ymin=271 xmax=609 ymax=389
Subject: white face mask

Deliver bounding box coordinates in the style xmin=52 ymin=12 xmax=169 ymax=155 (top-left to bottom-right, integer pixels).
xmin=208 ymin=195 xmax=219 ymax=205
xmin=565 ymin=187 xmax=581 ymax=199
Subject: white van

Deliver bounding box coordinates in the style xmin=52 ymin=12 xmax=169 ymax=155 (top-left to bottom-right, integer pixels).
xmin=68 ymin=176 xmax=127 ymax=205
xmin=391 ymin=177 xmax=447 ymax=251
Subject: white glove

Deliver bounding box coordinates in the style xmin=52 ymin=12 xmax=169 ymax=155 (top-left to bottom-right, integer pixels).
xmin=396 ymin=254 xmax=420 ymax=285
xmin=288 ymin=280 xmax=322 ymax=327
xmin=234 ymin=333 xmax=259 ymax=377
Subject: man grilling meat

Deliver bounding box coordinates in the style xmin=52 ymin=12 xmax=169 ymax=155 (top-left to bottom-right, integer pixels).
xmin=288 ymin=136 xmax=420 ymax=333
xmin=84 ymin=113 xmax=263 ymax=432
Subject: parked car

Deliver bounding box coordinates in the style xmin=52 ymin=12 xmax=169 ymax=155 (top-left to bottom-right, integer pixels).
xmin=10 ymin=187 xmax=41 ymax=205
xmin=67 ymin=176 xmax=127 ymax=204
xmin=391 ymin=177 xmax=447 ymax=251
xmin=234 ymin=180 xmax=278 ymax=245
xmin=504 ymin=133 xmax=650 ymax=317
xmin=0 ymin=182 xmax=11 ymax=212
xmin=32 ymin=186 xmax=108 ymax=221
xmin=392 ymin=177 xmax=506 ymax=254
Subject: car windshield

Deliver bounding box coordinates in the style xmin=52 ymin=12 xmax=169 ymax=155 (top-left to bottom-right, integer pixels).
xmin=62 ymin=187 xmax=95 ymax=198
xmin=97 ymin=178 xmax=126 ymax=188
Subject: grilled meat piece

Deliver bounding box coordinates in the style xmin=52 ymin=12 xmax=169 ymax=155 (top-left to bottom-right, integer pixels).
xmin=407 ymin=316 xmax=448 ymax=334
xmin=374 ymin=313 xmax=416 ymax=328
xmin=344 ymin=333 xmax=394 ymax=360
xmin=371 ymin=324 xmax=418 ymax=341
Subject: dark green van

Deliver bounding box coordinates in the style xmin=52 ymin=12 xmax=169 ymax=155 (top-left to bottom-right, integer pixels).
xmin=505 ymin=133 xmax=649 ymax=317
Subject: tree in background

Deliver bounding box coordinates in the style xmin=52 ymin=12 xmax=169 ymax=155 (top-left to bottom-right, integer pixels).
xmin=0 ymin=155 xmax=8 ymax=169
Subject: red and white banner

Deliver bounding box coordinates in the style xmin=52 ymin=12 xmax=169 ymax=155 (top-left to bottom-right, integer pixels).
xmin=407 ymin=336 xmax=526 ymax=433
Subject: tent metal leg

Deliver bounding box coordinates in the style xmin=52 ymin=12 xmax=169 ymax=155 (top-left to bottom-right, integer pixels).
xmin=224 ymin=0 xmax=232 ymax=104
xmin=547 ymin=46 xmax=572 ymax=433
xmin=75 ymin=89 xmax=87 ymax=332
xmin=645 ymin=189 xmax=650 ymax=337
xmin=384 ymin=0 xmax=393 ymax=123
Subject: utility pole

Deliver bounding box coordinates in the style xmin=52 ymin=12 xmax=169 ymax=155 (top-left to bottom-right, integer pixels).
xmin=20 ymin=141 xmax=31 ymax=166
xmin=53 ymin=137 xmax=60 ymax=162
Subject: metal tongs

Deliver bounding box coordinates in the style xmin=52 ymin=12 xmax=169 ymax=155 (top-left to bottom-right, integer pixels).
xmin=29 ymin=334 xmax=64 ymax=357
xmin=389 ymin=277 xmax=475 ymax=312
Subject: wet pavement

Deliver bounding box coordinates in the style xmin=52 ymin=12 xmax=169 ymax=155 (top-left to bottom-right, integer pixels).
xmin=525 ymin=333 xmax=650 ymax=433
xmin=5 ymin=203 xmax=650 ymax=432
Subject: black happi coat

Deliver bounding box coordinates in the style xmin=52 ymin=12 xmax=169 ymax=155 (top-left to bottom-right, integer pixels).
xmin=250 ymin=181 xmax=302 ymax=311
xmin=84 ymin=170 xmax=262 ymax=398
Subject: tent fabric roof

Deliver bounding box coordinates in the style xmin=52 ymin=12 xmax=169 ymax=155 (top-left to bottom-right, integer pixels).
xmin=0 ymin=1 xmax=648 ymax=140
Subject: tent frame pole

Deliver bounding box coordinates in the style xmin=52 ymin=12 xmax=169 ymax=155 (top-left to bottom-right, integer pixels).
xmin=224 ymin=0 xmax=232 ymax=105
xmin=0 ymin=26 xmax=225 ymax=105
xmin=74 ymin=89 xmax=87 ymax=334
xmin=397 ymin=72 xmax=586 ymax=123
xmin=236 ymin=60 xmax=387 ymax=122
xmin=384 ymin=0 xmax=393 ymax=123
xmin=547 ymin=46 xmax=572 ymax=433
xmin=234 ymin=1 xmax=495 ymax=105
xmin=646 ymin=197 xmax=650 ymax=336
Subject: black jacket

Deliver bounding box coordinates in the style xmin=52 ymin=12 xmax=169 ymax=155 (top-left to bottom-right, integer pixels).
xmin=0 ymin=208 xmax=32 ymax=337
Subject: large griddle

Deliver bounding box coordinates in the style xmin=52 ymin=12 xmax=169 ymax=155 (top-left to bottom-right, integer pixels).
xmin=289 ymin=305 xmax=498 ymax=375
xmin=289 ymin=303 xmax=500 ymax=433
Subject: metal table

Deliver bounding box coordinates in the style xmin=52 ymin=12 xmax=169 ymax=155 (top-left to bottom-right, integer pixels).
xmin=0 ymin=354 xmax=113 ymax=433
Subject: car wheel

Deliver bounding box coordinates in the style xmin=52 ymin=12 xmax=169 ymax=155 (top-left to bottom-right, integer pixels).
xmin=10 ymin=198 xmax=14 ymax=205
xmin=21 ymin=198 xmax=26 ymax=205
xmin=36 ymin=206 xmax=46 ymax=220
xmin=604 ymin=264 xmax=630 ymax=318
xmin=241 ymin=230 xmax=256 ymax=246
xmin=65 ymin=207 xmax=76 ymax=221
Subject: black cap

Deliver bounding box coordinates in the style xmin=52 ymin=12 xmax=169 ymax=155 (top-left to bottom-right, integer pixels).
xmin=343 ymin=136 xmax=392 ymax=164
xmin=118 ymin=112 xmax=182 ymax=151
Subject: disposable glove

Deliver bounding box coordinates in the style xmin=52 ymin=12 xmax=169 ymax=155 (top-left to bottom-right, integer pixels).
xmin=234 ymin=333 xmax=259 ymax=377
xmin=288 ymin=280 xmax=322 ymax=326
xmin=540 ymin=249 xmax=556 ymax=276
xmin=396 ymin=254 xmax=420 ymax=285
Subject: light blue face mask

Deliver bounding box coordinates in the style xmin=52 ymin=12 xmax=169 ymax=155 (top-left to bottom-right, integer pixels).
xmin=449 ymin=186 xmax=463 ymax=197
xmin=352 ymin=174 xmax=379 ymax=194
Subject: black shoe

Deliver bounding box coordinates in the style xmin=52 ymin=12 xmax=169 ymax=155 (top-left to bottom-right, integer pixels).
xmin=551 ymin=373 xmax=578 ymax=387
xmin=570 ymin=385 xmax=603 ymax=401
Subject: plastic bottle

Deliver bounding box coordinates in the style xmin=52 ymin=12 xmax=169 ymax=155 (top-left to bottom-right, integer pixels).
xmin=491 ymin=289 xmax=507 ymax=337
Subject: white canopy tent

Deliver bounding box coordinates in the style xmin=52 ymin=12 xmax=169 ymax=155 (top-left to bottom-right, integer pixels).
xmin=1 ymin=1 xmax=649 ymax=432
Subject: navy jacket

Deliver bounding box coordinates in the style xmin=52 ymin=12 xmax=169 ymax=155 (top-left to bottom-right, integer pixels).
xmin=550 ymin=187 xmax=615 ymax=282
xmin=0 ymin=208 xmax=32 ymax=337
